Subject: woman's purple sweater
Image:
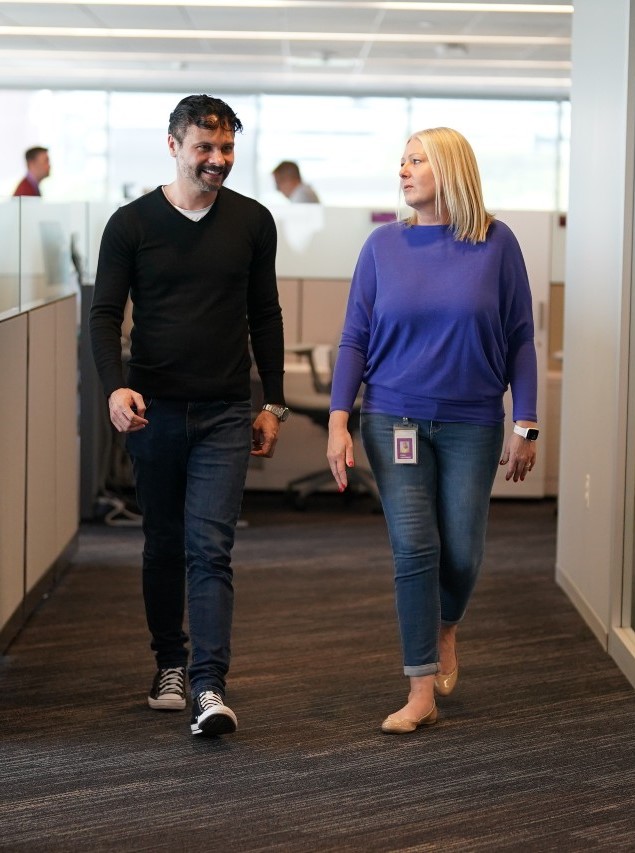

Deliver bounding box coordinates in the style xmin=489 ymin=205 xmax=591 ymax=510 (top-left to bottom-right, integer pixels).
xmin=330 ymin=219 xmax=537 ymax=426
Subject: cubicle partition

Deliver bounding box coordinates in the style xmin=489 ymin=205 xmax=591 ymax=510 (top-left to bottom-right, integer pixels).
xmin=0 ymin=312 xmax=27 ymax=645
xmin=0 ymin=198 xmax=80 ymax=651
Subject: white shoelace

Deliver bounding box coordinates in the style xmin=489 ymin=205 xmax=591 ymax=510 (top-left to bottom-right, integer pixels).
xmin=158 ymin=668 xmax=184 ymax=694
xmin=198 ymin=691 xmax=224 ymax=710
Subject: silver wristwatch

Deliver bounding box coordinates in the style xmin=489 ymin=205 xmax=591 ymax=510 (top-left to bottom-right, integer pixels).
xmin=262 ymin=403 xmax=290 ymax=422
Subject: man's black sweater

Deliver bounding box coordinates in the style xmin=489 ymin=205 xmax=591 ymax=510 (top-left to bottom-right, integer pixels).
xmin=89 ymin=186 xmax=284 ymax=404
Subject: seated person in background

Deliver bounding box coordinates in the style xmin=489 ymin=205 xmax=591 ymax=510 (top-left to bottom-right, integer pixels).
xmin=272 ymin=160 xmax=320 ymax=203
xmin=13 ymin=146 xmax=51 ymax=197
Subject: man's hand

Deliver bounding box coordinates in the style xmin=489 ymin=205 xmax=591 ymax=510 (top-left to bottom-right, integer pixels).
xmin=251 ymin=410 xmax=280 ymax=458
xmin=108 ymin=388 xmax=149 ymax=433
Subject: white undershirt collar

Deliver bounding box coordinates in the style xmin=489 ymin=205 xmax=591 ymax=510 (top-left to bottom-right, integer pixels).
xmin=162 ymin=185 xmax=214 ymax=221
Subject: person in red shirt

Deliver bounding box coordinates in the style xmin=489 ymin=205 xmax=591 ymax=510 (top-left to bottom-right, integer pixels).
xmin=13 ymin=147 xmax=50 ymax=197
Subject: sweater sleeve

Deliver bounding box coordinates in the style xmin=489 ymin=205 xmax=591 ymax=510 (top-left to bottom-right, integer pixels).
xmin=246 ymin=206 xmax=285 ymax=404
xmin=330 ymin=235 xmax=376 ymax=412
xmin=89 ymin=208 xmax=136 ymax=397
xmin=502 ymin=230 xmax=538 ymax=423
xmin=509 ymin=338 xmax=537 ymax=422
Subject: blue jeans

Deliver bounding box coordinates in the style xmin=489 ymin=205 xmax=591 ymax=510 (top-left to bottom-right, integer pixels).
xmin=126 ymin=398 xmax=252 ymax=697
xmin=361 ymin=415 xmax=503 ymax=677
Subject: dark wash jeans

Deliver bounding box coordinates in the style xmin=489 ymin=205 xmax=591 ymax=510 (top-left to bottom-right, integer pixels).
xmin=126 ymin=398 xmax=252 ymax=698
xmin=361 ymin=414 xmax=503 ymax=677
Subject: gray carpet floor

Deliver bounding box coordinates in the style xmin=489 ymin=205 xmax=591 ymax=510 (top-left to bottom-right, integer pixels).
xmin=1 ymin=495 xmax=635 ymax=852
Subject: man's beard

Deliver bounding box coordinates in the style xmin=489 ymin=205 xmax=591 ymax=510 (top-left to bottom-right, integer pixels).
xmin=183 ymin=161 xmax=229 ymax=193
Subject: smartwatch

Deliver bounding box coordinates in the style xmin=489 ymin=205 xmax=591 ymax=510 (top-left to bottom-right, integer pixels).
xmin=513 ymin=424 xmax=539 ymax=441
xmin=262 ymin=403 xmax=290 ymax=422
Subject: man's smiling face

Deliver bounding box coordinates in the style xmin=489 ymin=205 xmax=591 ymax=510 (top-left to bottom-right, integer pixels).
xmin=168 ymin=117 xmax=235 ymax=196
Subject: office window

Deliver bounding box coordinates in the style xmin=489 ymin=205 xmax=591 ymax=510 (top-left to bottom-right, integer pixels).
xmin=0 ymin=89 xmax=108 ymax=201
xmin=0 ymin=89 xmax=571 ymax=212
xmin=258 ymin=95 xmax=410 ymax=210
xmin=410 ymin=98 xmax=568 ymax=211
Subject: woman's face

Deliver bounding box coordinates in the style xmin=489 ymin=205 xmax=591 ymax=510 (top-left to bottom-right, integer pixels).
xmin=399 ymin=138 xmax=440 ymax=222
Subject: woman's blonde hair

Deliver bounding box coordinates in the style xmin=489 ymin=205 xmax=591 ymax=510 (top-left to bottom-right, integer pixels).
xmin=403 ymin=127 xmax=493 ymax=244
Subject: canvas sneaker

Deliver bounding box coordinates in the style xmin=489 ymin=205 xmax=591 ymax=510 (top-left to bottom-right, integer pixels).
xmin=148 ymin=667 xmax=187 ymax=711
xmin=190 ymin=690 xmax=238 ymax=736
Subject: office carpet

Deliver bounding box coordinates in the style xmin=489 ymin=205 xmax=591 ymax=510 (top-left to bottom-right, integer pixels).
xmin=1 ymin=496 xmax=635 ymax=852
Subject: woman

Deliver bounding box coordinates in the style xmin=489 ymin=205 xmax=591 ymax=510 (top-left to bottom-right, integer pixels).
xmin=327 ymin=127 xmax=538 ymax=734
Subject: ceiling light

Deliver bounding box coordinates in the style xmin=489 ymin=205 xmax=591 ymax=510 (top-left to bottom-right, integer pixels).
xmin=0 ymin=49 xmax=571 ymax=72
xmin=5 ymin=0 xmax=574 ymax=10
xmin=0 ymin=26 xmax=571 ymax=46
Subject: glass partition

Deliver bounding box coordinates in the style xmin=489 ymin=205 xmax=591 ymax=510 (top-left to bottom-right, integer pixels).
xmin=19 ymin=199 xmax=78 ymax=311
xmin=0 ymin=199 xmax=101 ymax=318
xmin=86 ymin=202 xmax=119 ymax=280
xmin=0 ymin=198 xmax=20 ymax=319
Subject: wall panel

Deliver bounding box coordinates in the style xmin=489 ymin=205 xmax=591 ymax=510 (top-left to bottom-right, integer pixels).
xmin=25 ymin=304 xmax=58 ymax=593
xmin=55 ymin=297 xmax=79 ymax=553
xmin=0 ymin=314 xmax=27 ymax=633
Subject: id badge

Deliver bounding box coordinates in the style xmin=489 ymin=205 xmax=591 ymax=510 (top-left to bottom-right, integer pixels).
xmin=393 ymin=420 xmax=418 ymax=464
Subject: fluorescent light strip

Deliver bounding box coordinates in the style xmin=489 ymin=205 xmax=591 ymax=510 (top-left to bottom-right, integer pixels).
xmin=0 ymin=65 xmax=571 ymax=89
xmin=4 ymin=1 xmax=573 ymax=11
xmin=0 ymin=49 xmax=571 ymax=70
xmin=0 ymin=26 xmax=570 ymax=45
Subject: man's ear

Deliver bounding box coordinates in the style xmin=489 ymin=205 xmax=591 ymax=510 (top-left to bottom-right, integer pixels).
xmin=167 ymin=134 xmax=178 ymax=159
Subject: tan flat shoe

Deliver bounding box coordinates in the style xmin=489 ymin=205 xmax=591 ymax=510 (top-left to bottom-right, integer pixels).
xmin=381 ymin=703 xmax=438 ymax=734
xmin=434 ymin=664 xmax=458 ymax=697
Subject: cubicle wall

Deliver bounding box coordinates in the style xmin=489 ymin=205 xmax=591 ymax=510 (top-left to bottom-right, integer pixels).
xmin=0 ymin=195 xmax=80 ymax=650
xmin=0 ymin=296 xmax=79 ymax=649
xmin=25 ymin=298 xmax=79 ymax=595
xmin=0 ymin=314 xmax=27 ymax=641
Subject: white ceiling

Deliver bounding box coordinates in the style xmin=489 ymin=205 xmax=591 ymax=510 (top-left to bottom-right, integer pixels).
xmin=0 ymin=1 xmax=572 ymax=99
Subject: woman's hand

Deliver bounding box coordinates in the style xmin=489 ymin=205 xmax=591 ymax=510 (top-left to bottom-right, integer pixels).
xmin=499 ymin=424 xmax=537 ymax=482
xmin=327 ymin=410 xmax=355 ymax=492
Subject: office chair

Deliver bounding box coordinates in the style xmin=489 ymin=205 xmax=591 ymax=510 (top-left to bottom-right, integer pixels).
xmin=284 ymin=343 xmax=381 ymax=510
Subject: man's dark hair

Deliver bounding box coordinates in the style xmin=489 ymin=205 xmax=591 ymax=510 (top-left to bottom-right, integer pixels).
xmin=25 ymin=146 xmax=48 ymax=163
xmin=168 ymin=95 xmax=243 ymax=144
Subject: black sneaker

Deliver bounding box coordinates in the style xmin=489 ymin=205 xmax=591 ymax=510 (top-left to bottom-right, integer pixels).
xmin=190 ymin=690 xmax=238 ymax=736
xmin=148 ymin=667 xmax=187 ymax=711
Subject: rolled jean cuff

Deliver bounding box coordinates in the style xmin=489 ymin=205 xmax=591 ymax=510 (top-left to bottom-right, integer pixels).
xmin=404 ymin=662 xmax=440 ymax=677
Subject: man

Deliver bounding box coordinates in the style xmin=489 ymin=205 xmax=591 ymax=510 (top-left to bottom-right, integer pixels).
xmin=90 ymin=95 xmax=288 ymax=738
xmin=13 ymin=146 xmax=50 ymax=196
xmin=272 ymin=160 xmax=320 ymax=203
